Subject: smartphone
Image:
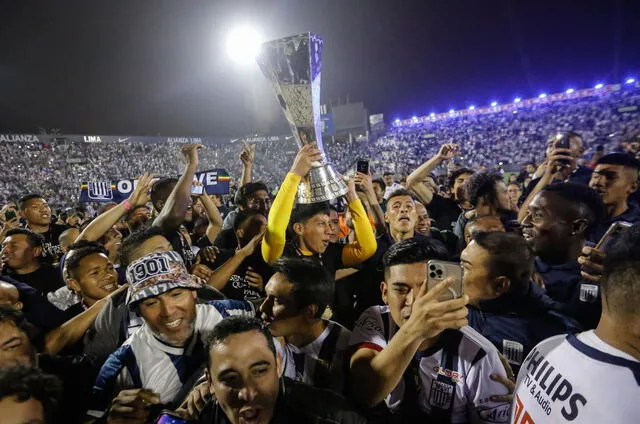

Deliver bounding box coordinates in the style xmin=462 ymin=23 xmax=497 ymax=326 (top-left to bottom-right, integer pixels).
xmin=191 ymin=185 xmax=204 ymax=195
xmin=356 ymin=159 xmax=370 ymax=175
xmin=426 ymin=260 xmax=463 ymax=301
xmin=595 ymin=221 xmax=632 ymax=251
xmin=4 ymin=210 xmax=16 ymax=221
xmin=155 ymin=411 xmax=189 ymax=424
xmin=555 ymin=133 xmax=571 ymax=150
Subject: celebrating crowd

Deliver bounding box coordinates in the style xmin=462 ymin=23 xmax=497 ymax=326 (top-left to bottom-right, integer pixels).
xmin=0 ymin=91 xmax=640 ymax=424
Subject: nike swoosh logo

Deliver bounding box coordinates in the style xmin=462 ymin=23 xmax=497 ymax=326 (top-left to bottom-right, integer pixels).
xmin=118 ymin=137 xmax=130 ymax=142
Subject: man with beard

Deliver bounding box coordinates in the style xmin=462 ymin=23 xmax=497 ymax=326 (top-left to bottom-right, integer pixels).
xmin=18 ymin=194 xmax=68 ymax=262
xmin=89 ymin=251 xmax=255 ymax=421
xmin=407 ymin=143 xmax=474 ymax=231
xmin=588 ymin=153 xmax=640 ymax=241
xmin=521 ymin=183 xmax=606 ymax=328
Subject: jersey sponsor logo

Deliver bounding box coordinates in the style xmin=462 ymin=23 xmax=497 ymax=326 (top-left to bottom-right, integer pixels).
xmin=579 ymin=284 xmax=599 ymax=303
xmin=513 ymin=394 xmax=537 ymax=424
xmin=503 ymin=339 xmax=524 ymax=365
xmin=88 ymin=182 xmax=114 ymax=200
xmin=521 ymin=348 xmax=588 ymax=420
xmin=478 ymin=403 xmax=511 ymax=422
xmin=429 ymin=379 xmax=455 ymax=409
xmin=432 ymin=366 xmax=464 ymax=383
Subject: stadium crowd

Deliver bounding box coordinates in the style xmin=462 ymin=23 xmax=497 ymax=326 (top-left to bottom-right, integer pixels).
xmin=0 ymin=87 xmax=639 ymax=424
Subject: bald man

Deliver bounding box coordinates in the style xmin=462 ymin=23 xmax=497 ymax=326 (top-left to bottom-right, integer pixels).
xmin=58 ymin=228 xmax=81 ymax=255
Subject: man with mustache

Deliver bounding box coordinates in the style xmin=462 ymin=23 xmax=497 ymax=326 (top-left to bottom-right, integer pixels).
xmin=89 ymin=251 xmax=254 ymax=422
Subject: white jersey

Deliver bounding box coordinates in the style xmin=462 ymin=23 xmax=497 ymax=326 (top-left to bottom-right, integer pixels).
xmin=510 ymin=330 xmax=640 ymax=424
xmin=88 ymin=300 xmax=254 ymax=418
xmin=276 ymin=320 xmax=351 ymax=394
xmin=350 ymin=305 xmax=511 ymax=423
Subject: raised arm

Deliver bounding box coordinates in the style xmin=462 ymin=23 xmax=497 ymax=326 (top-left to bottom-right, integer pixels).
xmin=355 ymin=172 xmax=387 ymax=236
xmin=76 ymin=173 xmax=153 ymax=243
xmin=406 ymin=143 xmax=459 ymax=205
xmin=207 ymin=232 xmax=264 ymax=290
xmin=154 ymin=144 xmax=202 ymax=232
xmin=239 ymin=142 xmax=255 ymax=187
xmin=199 ymin=191 xmax=224 ymax=243
xmin=349 ymin=280 xmax=469 ymax=407
xmin=341 ymin=177 xmax=378 ymax=267
xmin=518 ymin=146 xmax=574 ymax=222
xmin=261 ymin=143 xmax=322 ymax=264
xmin=44 ymin=284 xmax=128 ymax=355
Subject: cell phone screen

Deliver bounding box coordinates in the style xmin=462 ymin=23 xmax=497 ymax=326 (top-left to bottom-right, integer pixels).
xmin=156 ymin=412 xmax=188 ymax=424
xmin=191 ymin=185 xmax=204 ymax=195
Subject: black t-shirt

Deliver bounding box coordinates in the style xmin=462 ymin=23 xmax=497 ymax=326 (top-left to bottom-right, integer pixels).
xmin=164 ymin=229 xmax=196 ymax=269
xmin=39 ymin=354 xmax=98 ymax=423
xmin=282 ymin=242 xmax=344 ymax=279
xmin=3 ymin=264 xmax=65 ymax=295
xmin=427 ymin=194 xmax=462 ymax=232
xmin=213 ymin=227 xmax=239 ymax=250
xmin=29 ymin=223 xmax=68 ymax=261
xmin=201 ymin=250 xmax=273 ymax=301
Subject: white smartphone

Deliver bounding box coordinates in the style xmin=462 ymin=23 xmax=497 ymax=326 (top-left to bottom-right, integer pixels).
xmin=426 ymin=260 xmax=463 ymax=301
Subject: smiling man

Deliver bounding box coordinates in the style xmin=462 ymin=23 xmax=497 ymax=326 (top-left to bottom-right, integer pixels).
xmin=196 ymin=316 xmax=366 ymax=424
xmin=521 ymin=183 xmax=606 ymax=328
xmin=89 ymin=251 xmax=254 ymax=421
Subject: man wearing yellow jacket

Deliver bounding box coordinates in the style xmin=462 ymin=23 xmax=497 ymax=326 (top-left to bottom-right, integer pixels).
xmin=262 ymin=143 xmax=377 ymax=278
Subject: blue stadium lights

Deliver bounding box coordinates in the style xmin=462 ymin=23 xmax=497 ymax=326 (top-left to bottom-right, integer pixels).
xmin=430 ymin=112 xmax=436 ymax=117
xmin=594 ymin=83 xmax=604 ymax=89
xmin=412 ymin=116 xmax=418 ymax=121
xmin=566 ymin=88 xmax=575 ymax=94
xmin=394 ymin=118 xmax=400 ymax=124
xmin=538 ymin=93 xmax=547 ymax=98
xmin=449 ymin=109 xmax=455 ymax=114
xmin=514 ymin=97 xmax=521 ymax=103
xmin=469 ymin=105 xmax=475 ymax=110
xmin=490 ymin=101 xmax=498 ymax=107
xmin=626 ymin=78 xmax=635 ymax=84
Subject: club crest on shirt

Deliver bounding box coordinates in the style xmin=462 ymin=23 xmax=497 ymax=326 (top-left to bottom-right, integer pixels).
xmin=429 ymin=380 xmax=455 ymax=409
xmin=502 ymin=340 xmax=524 ymax=365
xmin=579 ymin=283 xmax=599 ymax=303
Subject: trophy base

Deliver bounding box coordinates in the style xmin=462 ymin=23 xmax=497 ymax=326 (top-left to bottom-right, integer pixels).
xmin=297 ymin=163 xmax=348 ymax=204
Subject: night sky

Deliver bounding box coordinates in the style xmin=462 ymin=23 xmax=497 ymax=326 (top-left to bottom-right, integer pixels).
xmin=1 ymin=0 xmax=639 ymax=137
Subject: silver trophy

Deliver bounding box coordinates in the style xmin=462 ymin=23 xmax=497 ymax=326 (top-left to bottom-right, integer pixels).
xmin=257 ymin=32 xmax=348 ymax=203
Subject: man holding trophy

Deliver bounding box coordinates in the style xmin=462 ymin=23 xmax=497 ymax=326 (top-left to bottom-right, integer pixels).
xmin=256 ymin=33 xmax=377 ymax=279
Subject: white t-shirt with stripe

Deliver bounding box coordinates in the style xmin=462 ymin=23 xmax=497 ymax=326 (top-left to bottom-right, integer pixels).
xmin=88 ymin=300 xmax=254 ymax=418
xmin=510 ymin=330 xmax=640 ymax=423
xmin=276 ymin=320 xmax=351 ymax=394
xmin=350 ymin=305 xmax=511 ymax=423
